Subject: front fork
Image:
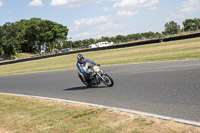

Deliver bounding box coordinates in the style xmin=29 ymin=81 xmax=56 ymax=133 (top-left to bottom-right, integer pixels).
xmin=97 ymin=70 xmax=106 ymax=82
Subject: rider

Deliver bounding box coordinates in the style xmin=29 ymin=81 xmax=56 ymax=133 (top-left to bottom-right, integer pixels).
xmin=77 ymin=54 xmax=100 ymax=81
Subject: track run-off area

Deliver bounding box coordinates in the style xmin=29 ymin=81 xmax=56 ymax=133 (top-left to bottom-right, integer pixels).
xmin=0 ymin=59 xmax=200 ymax=126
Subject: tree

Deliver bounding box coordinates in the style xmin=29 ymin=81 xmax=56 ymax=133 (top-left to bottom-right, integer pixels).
xmin=25 ymin=18 xmax=43 ymax=53
xmin=0 ymin=18 xmax=69 ymax=56
xmin=62 ymin=41 xmax=73 ymax=49
xmin=40 ymin=20 xmax=68 ymax=53
xmin=110 ymin=37 xmax=116 ymax=43
xmin=133 ymin=33 xmax=141 ymax=40
xmin=1 ymin=22 xmax=19 ymax=56
xmin=0 ymin=26 xmax=4 ymax=56
xmin=88 ymin=38 xmax=95 ymax=44
xmin=183 ymin=18 xmax=200 ymax=31
xmin=81 ymin=39 xmax=89 ymax=47
xmin=195 ymin=18 xmax=200 ymax=31
xmin=155 ymin=32 xmax=162 ymax=38
xmin=100 ymin=36 xmax=110 ymax=42
xmin=116 ymin=35 xmax=125 ymax=43
xmin=141 ymin=31 xmax=155 ymax=39
xmin=163 ymin=21 xmax=180 ymax=35
xmin=74 ymin=40 xmax=82 ymax=48
xmin=14 ymin=19 xmax=29 ymax=53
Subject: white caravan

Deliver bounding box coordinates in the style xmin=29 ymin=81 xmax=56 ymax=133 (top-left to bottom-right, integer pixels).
xmin=89 ymin=42 xmax=113 ymax=48
xmin=96 ymin=42 xmax=113 ymax=47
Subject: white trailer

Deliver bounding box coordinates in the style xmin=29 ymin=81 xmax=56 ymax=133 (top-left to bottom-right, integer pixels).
xmin=96 ymin=42 xmax=113 ymax=47
xmin=89 ymin=44 xmax=98 ymax=48
xmin=89 ymin=42 xmax=114 ymax=48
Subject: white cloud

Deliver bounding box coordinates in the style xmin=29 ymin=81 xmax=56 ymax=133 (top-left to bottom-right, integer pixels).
xmin=167 ymin=0 xmax=200 ymax=22
xmin=101 ymin=7 xmax=112 ymax=12
xmin=72 ymin=15 xmax=125 ymax=40
xmin=105 ymin=0 xmax=121 ymax=2
xmin=8 ymin=11 xmax=14 ymax=14
xmin=148 ymin=6 xmax=157 ymax=11
xmin=50 ymin=0 xmax=93 ymax=7
xmin=117 ymin=10 xmax=138 ymax=18
xmin=112 ymin=0 xmax=159 ymax=19
xmin=95 ymin=0 xmax=102 ymax=4
xmin=148 ymin=23 xmax=164 ymax=33
xmin=0 ymin=1 xmax=3 ymax=7
xmin=74 ymin=16 xmax=115 ymax=31
xmin=113 ymin=0 xmax=159 ymax=8
xmin=69 ymin=0 xmax=160 ymax=40
xmin=166 ymin=13 xmax=184 ymax=22
xmin=96 ymin=0 xmax=121 ymax=3
xmin=74 ymin=32 xmax=91 ymax=38
xmin=29 ymin=0 xmax=44 ymax=7
xmin=179 ymin=0 xmax=200 ymax=14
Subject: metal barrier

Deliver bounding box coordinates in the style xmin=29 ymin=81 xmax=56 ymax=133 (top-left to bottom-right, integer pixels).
xmin=0 ymin=32 xmax=200 ymax=66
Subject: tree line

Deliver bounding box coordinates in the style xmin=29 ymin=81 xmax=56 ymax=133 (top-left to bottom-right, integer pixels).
xmin=163 ymin=18 xmax=200 ymax=35
xmin=0 ymin=18 xmax=200 ymax=58
xmin=70 ymin=18 xmax=200 ymax=49
xmin=0 ymin=18 xmax=68 ymax=57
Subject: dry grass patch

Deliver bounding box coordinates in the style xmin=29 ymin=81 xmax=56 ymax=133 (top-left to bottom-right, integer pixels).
xmin=0 ymin=94 xmax=200 ymax=133
xmin=90 ymin=40 xmax=200 ymax=59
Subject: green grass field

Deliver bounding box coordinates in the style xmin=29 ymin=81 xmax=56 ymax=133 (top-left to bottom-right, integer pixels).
xmin=0 ymin=37 xmax=200 ymax=76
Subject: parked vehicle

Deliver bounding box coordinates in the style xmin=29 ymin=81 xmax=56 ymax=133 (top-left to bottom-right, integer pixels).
xmin=96 ymin=41 xmax=113 ymax=47
xmin=66 ymin=48 xmax=73 ymax=51
xmin=78 ymin=65 xmax=114 ymax=87
xmin=89 ymin=44 xmax=97 ymax=48
xmin=0 ymin=57 xmax=4 ymax=61
xmin=89 ymin=42 xmax=113 ymax=48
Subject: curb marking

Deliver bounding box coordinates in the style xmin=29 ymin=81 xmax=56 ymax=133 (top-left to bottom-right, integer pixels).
xmin=1 ymin=92 xmax=200 ymax=127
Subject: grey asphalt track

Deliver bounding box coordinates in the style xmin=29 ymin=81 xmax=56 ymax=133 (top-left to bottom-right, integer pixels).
xmin=0 ymin=59 xmax=200 ymax=122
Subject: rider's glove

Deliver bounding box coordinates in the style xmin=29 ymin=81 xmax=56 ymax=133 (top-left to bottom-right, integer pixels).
xmin=97 ymin=64 xmax=100 ymax=67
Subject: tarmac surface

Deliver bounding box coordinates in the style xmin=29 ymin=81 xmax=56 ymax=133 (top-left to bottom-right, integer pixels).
xmin=0 ymin=59 xmax=200 ymax=122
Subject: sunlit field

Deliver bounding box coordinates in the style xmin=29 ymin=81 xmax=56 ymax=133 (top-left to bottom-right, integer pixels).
xmin=0 ymin=37 xmax=200 ymax=76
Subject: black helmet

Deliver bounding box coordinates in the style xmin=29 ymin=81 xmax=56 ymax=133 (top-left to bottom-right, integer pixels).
xmin=77 ymin=54 xmax=84 ymax=63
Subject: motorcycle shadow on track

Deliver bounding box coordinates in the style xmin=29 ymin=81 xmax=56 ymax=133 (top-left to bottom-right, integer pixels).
xmin=63 ymin=86 xmax=107 ymax=91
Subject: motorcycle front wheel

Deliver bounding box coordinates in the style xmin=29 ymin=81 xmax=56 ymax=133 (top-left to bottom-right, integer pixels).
xmin=101 ymin=74 xmax=114 ymax=87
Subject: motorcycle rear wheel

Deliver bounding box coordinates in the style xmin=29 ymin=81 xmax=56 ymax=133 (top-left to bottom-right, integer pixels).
xmin=78 ymin=73 xmax=92 ymax=87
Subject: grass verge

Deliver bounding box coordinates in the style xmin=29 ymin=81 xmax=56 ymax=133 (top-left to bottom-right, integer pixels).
xmin=0 ymin=94 xmax=200 ymax=133
xmin=0 ymin=37 xmax=200 ymax=76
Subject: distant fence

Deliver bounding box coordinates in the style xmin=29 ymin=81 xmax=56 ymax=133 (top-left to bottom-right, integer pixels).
xmin=0 ymin=32 xmax=200 ymax=66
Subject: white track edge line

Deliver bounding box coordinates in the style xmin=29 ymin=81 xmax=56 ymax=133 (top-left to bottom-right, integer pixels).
xmin=1 ymin=92 xmax=200 ymax=127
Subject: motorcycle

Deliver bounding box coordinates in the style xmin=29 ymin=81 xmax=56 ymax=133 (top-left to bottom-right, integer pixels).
xmin=78 ymin=65 xmax=114 ymax=87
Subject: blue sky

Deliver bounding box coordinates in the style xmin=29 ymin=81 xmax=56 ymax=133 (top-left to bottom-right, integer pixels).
xmin=0 ymin=0 xmax=200 ymax=41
